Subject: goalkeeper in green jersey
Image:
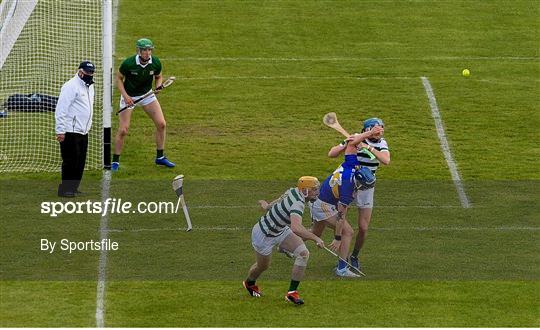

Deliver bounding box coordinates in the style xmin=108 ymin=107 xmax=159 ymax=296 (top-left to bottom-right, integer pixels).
xmin=112 ymin=38 xmax=175 ymax=171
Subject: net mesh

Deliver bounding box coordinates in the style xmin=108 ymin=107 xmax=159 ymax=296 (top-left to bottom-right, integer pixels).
xmin=0 ymin=0 xmax=103 ymax=172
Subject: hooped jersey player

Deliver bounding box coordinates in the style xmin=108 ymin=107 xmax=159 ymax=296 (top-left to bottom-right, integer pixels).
xmin=318 ymin=154 xmax=359 ymax=208
xmin=257 ymin=187 xmax=306 ymax=238
xmin=339 ymin=136 xmax=388 ymax=175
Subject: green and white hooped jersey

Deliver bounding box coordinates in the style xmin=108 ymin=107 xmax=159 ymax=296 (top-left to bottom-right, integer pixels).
xmin=119 ymin=55 xmax=162 ymax=96
xmin=257 ymin=187 xmax=306 ymax=237
xmin=340 ymin=136 xmax=389 ymax=174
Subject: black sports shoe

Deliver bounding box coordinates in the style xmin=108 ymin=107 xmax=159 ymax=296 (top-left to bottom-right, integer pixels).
xmin=58 ymin=191 xmax=75 ymax=198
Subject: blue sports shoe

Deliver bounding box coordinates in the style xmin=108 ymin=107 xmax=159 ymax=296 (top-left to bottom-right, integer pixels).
xmin=350 ymin=255 xmax=361 ymax=273
xmin=155 ymin=156 xmax=175 ymax=168
xmin=335 ymin=267 xmax=360 ymax=278
xmin=111 ymin=162 xmax=120 ymax=171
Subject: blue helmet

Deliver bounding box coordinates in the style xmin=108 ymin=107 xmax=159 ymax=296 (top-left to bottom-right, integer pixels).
xmin=363 ymin=117 xmax=384 ymax=131
xmin=354 ymin=166 xmax=376 ymax=190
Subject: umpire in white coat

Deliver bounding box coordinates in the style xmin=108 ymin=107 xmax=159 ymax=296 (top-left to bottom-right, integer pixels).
xmin=55 ymin=61 xmax=95 ymax=197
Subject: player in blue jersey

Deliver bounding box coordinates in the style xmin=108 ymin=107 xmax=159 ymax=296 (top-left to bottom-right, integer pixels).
xmin=328 ymin=118 xmax=390 ymax=272
xmin=309 ymin=131 xmax=377 ymax=277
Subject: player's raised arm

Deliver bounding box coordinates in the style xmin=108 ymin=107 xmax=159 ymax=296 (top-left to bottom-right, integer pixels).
xmin=328 ymin=141 xmax=347 ymax=157
xmin=329 ymin=130 xmax=374 ymax=157
xmin=369 ymin=144 xmax=390 ymax=165
xmin=365 ymin=125 xmax=390 ymax=165
xmin=358 ymin=124 xmax=390 ymax=165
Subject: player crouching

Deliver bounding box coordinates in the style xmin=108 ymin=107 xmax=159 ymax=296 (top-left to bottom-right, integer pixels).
xmin=243 ymin=176 xmax=325 ymax=305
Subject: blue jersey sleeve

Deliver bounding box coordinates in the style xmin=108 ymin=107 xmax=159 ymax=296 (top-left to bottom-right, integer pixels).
xmin=338 ymin=155 xmax=357 ymax=206
xmin=343 ymin=154 xmax=358 ymax=167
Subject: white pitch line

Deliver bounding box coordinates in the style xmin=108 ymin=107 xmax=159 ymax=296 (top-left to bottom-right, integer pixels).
xmin=159 ymin=56 xmax=538 ymax=62
xmin=190 ymin=205 xmax=259 ymax=209
xmin=173 ymin=76 xmax=416 ymax=80
xmin=476 ymin=78 xmax=540 ymax=87
xmin=188 ymin=204 xmax=464 ymax=209
xmin=107 ymin=226 xmax=248 ymax=233
xmin=95 ymin=170 xmax=111 ymax=328
xmin=421 ymin=77 xmax=471 ymax=208
xmin=107 ymin=225 xmax=540 ymax=233
xmin=375 ymin=226 xmax=540 ymax=231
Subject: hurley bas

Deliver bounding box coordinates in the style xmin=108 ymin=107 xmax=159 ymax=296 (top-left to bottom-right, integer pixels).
xmin=41 ymin=238 xmax=119 ymax=254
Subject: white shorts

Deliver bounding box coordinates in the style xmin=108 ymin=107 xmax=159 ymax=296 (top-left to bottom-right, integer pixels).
xmin=353 ymin=187 xmax=374 ymax=209
xmin=309 ymin=198 xmax=338 ymax=222
xmin=251 ymin=224 xmax=292 ymax=256
xmin=120 ymin=93 xmax=157 ymax=109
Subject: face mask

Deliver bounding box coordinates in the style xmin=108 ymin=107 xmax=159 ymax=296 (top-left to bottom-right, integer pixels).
xmin=80 ymin=72 xmax=94 ymax=86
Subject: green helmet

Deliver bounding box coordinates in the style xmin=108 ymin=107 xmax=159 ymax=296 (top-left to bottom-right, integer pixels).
xmin=136 ymin=38 xmax=154 ymax=49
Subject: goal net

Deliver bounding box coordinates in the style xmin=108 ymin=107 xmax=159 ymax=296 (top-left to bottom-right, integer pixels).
xmin=0 ymin=0 xmax=110 ymax=172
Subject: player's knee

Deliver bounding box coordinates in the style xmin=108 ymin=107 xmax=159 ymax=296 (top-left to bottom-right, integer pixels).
xmin=359 ymin=221 xmax=369 ymax=233
xmin=157 ymin=120 xmax=166 ymax=131
xmin=293 ymin=244 xmax=309 ymax=267
xmin=118 ymin=126 xmax=129 ymax=137
xmin=343 ymin=225 xmax=354 ymax=238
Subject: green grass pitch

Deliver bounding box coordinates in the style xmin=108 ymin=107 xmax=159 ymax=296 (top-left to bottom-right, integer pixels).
xmin=1 ymin=0 xmax=539 ymax=327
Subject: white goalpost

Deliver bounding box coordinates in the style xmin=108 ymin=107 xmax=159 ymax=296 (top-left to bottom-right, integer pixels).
xmin=0 ymin=0 xmax=112 ymax=172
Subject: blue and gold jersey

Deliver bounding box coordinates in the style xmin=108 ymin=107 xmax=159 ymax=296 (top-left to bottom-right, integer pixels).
xmin=319 ymin=154 xmax=359 ymax=206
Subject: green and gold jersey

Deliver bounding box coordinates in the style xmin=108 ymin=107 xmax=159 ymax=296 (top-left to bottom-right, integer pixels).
xmin=258 ymin=187 xmax=306 ymax=237
xmin=119 ymin=55 xmax=162 ymax=96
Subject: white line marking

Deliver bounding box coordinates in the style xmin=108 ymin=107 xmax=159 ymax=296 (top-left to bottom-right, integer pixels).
xmin=107 ymin=225 xmax=540 ymax=233
xmin=107 ymin=226 xmax=247 ymax=233
xmin=96 ymin=1 xmax=117 ymax=320
xmin=476 ymin=78 xmax=540 ymax=86
xmin=159 ymin=56 xmax=538 ymax=62
xmin=95 ymin=170 xmax=111 ymax=328
xmin=421 ymin=77 xmax=471 ymax=208
xmin=187 ymin=204 xmax=465 ymax=209
xmin=190 ymin=205 xmax=260 ymax=209
xmin=376 ymin=226 xmax=540 ymax=231
xmin=174 ymin=76 xmax=416 ymax=80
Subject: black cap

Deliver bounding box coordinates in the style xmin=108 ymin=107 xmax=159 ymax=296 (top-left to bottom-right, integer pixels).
xmin=78 ymin=61 xmax=95 ymax=73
